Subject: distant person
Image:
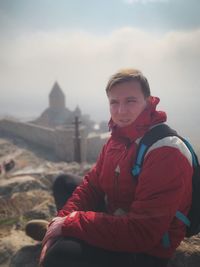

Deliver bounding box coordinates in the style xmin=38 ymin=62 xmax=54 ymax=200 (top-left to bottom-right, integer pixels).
xmin=3 ymin=159 xmax=15 ymax=172
xmin=29 ymin=69 xmax=192 ymax=267
xmin=0 ymin=159 xmax=15 ymax=177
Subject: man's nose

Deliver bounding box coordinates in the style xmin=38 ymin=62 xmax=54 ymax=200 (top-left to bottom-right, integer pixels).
xmin=118 ymin=103 xmax=127 ymax=114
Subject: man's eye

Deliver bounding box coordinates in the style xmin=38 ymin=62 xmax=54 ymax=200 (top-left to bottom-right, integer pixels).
xmin=127 ymin=100 xmax=137 ymax=103
xmin=110 ymin=101 xmax=118 ymax=105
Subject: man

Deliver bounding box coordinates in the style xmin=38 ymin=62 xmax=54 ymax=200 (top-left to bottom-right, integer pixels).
xmin=28 ymin=69 xmax=192 ymax=267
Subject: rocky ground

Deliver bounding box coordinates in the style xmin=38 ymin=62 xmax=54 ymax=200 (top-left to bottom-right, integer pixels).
xmin=0 ymin=135 xmax=91 ymax=267
xmin=0 ymin=135 xmax=200 ymax=267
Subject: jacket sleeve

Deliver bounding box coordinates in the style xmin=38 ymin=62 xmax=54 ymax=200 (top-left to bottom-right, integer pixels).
xmin=57 ymin=144 xmax=106 ymax=217
xmin=61 ymin=147 xmax=192 ymax=252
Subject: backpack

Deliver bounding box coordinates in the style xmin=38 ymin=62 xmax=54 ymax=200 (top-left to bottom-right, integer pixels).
xmin=132 ymin=124 xmax=200 ymax=242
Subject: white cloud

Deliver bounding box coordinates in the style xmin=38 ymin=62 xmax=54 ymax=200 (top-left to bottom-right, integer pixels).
xmin=124 ymin=0 xmax=168 ymax=4
xmin=0 ymin=27 xmax=200 ymax=143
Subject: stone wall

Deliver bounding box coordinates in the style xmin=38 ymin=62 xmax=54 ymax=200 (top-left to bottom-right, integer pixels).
xmin=0 ymin=119 xmax=55 ymax=149
xmin=0 ymin=119 xmax=109 ymax=162
xmin=87 ymin=132 xmax=110 ymax=162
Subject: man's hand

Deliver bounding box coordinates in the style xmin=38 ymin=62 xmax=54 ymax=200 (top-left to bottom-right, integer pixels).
xmin=39 ymin=216 xmax=66 ymax=265
xmin=39 ymin=212 xmax=78 ymax=266
xmin=39 ymin=238 xmax=55 ymax=266
xmin=42 ymin=216 xmax=66 ymax=245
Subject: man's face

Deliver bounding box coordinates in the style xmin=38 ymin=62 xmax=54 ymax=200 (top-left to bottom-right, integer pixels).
xmin=108 ymin=81 xmax=148 ymax=128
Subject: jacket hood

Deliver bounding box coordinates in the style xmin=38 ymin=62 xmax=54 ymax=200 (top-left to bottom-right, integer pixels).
xmin=109 ymin=96 xmax=167 ymax=142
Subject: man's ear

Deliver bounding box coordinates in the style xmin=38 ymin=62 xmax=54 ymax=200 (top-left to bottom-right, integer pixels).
xmin=145 ymin=96 xmax=150 ymax=103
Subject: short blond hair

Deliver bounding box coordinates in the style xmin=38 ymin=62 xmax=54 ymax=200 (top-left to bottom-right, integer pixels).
xmin=106 ymin=68 xmax=151 ymax=98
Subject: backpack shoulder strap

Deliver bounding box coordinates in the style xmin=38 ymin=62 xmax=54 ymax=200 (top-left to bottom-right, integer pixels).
xmin=132 ymin=124 xmax=177 ymax=177
xmin=181 ymin=139 xmax=200 ymax=237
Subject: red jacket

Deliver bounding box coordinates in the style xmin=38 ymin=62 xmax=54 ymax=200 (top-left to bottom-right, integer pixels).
xmin=58 ymin=97 xmax=193 ymax=258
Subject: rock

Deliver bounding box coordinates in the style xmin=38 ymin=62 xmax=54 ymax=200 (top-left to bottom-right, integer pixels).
xmin=0 ymin=229 xmax=37 ymax=267
xmin=0 ymin=189 xmax=55 ymax=221
xmin=0 ymin=176 xmax=47 ymax=197
xmin=0 ymin=243 xmax=12 ymax=264
xmin=24 ymin=203 xmax=56 ymax=220
xmin=10 ymin=244 xmax=41 ymax=267
xmin=168 ymin=236 xmax=200 ymax=267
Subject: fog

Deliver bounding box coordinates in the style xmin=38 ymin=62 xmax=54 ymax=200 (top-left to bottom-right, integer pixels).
xmin=0 ymin=27 xmax=199 ymax=146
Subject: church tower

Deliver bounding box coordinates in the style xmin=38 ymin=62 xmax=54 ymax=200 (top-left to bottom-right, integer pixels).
xmin=49 ymin=81 xmax=65 ymax=110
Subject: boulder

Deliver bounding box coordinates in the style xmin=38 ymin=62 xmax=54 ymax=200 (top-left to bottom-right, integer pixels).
xmin=0 ymin=176 xmax=47 ymax=197
xmin=0 ymin=229 xmax=37 ymax=267
xmin=10 ymin=244 xmax=41 ymax=267
xmin=0 ymin=189 xmax=56 ymax=221
xmin=168 ymin=236 xmax=200 ymax=267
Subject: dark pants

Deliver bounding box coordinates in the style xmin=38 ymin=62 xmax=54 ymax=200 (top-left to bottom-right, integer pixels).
xmin=43 ymin=174 xmax=169 ymax=267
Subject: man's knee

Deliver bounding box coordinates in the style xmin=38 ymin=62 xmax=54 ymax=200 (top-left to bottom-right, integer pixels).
xmin=52 ymin=174 xmax=82 ymax=210
xmin=42 ymin=238 xmax=83 ymax=267
xmin=53 ymin=174 xmax=81 ymax=194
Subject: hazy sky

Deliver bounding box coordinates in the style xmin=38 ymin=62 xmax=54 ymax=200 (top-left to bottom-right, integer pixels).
xmin=0 ymin=0 xmax=199 ymax=142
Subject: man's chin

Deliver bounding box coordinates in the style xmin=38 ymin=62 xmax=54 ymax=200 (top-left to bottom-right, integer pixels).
xmin=117 ymin=121 xmax=133 ymax=128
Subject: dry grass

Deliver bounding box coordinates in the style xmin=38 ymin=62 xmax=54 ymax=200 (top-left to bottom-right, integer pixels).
xmin=0 ymin=190 xmax=54 ymax=225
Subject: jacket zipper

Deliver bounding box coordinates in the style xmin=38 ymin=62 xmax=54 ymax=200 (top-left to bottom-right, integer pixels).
xmin=114 ymin=165 xmax=120 ymax=207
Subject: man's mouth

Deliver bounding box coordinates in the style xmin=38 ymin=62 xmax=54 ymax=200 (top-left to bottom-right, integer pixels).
xmin=119 ymin=119 xmax=131 ymax=123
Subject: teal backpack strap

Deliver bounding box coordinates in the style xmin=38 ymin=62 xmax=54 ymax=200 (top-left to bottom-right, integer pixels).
xmin=176 ymin=211 xmax=190 ymax=227
xmin=162 ymin=232 xmax=170 ymax=248
xmin=161 ymin=212 xmax=190 ymax=249
xmin=132 ymin=144 xmax=148 ymax=176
